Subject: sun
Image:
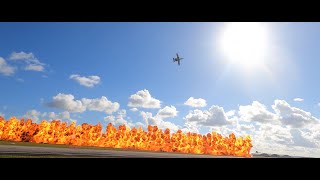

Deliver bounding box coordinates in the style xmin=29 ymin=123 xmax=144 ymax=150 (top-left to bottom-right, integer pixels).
xmin=218 ymin=22 xmax=269 ymax=70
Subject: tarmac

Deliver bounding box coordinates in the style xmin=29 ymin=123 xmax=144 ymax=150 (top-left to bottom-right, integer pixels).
xmin=0 ymin=144 xmax=294 ymax=158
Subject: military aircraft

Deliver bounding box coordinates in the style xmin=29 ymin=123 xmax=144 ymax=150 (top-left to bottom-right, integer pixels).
xmin=173 ymin=53 xmax=184 ymax=65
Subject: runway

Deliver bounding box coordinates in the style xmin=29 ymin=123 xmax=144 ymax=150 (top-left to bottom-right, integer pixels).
xmin=0 ymin=145 xmax=246 ymax=158
xmin=0 ymin=144 xmax=294 ymax=158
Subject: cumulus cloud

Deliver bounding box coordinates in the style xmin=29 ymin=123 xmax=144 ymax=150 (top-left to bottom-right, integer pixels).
xmin=69 ymin=74 xmax=101 ymax=88
xmin=9 ymin=51 xmax=46 ymax=72
xmin=226 ymin=110 xmax=236 ymax=117
xmin=0 ymin=57 xmax=15 ymax=76
xmin=257 ymin=124 xmax=294 ymax=145
xmin=10 ymin=51 xmax=35 ymax=60
xmin=293 ymin=98 xmax=304 ymax=102
xmin=303 ymin=124 xmax=320 ymax=147
xmin=238 ymin=101 xmax=278 ymax=124
xmin=105 ymin=109 xmax=143 ymax=128
xmin=140 ymin=111 xmax=157 ymax=125
xmin=180 ymin=122 xmax=200 ymax=134
xmin=184 ymin=97 xmax=207 ymax=108
xmin=140 ymin=110 xmax=180 ymax=133
xmin=47 ymin=93 xmax=86 ymax=113
xmin=45 ymin=111 xmax=71 ymax=120
xmin=196 ymin=99 xmax=320 ymax=157
xmin=156 ymin=106 xmax=178 ymax=119
xmin=236 ymin=99 xmax=319 ymax=127
xmin=128 ymin=89 xmax=161 ymax=108
xmin=23 ymin=109 xmax=42 ymax=123
xmin=290 ymin=129 xmax=317 ymax=148
xmin=137 ymin=105 xmax=179 ymax=132
xmin=82 ymin=96 xmax=119 ymax=114
xmin=105 ymin=109 xmax=127 ymax=126
xmin=25 ymin=64 xmax=44 ymax=71
xmin=104 ymin=115 xmax=115 ymax=122
xmin=209 ymin=126 xmax=237 ymax=137
xmin=272 ymin=99 xmax=318 ymax=128
xmin=130 ymin=108 xmax=138 ymax=112
xmin=47 ymin=93 xmax=119 ymax=114
xmin=238 ymin=124 xmax=255 ymax=132
xmin=184 ymin=105 xmax=234 ymax=127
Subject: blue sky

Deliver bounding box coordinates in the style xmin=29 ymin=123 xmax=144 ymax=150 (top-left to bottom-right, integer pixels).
xmin=1 ymin=22 xmax=320 ymax=157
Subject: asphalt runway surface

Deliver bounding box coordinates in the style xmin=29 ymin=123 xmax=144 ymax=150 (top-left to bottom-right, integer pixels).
xmin=0 ymin=144 xmax=293 ymax=158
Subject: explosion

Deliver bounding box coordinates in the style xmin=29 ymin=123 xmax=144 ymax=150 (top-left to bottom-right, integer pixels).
xmin=0 ymin=116 xmax=252 ymax=157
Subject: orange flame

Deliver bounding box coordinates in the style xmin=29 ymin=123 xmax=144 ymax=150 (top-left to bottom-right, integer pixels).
xmin=0 ymin=116 xmax=252 ymax=157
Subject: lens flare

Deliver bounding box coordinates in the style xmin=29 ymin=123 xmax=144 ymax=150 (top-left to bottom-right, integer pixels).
xmin=0 ymin=116 xmax=252 ymax=157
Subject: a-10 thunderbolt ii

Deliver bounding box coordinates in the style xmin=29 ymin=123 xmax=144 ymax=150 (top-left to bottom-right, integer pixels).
xmin=173 ymin=53 xmax=184 ymax=65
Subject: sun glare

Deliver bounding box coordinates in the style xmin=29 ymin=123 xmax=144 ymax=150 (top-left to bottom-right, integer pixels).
xmin=219 ymin=22 xmax=269 ymax=70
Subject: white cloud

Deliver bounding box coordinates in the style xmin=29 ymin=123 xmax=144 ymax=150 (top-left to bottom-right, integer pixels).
xmin=69 ymin=74 xmax=101 ymax=88
xmin=81 ymin=96 xmax=119 ymax=114
xmin=156 ymin=105 xmax=178 ymax=119
xmin=233 ymin=123 xmax=256 ymax=135
xmin=0 ymin=57 xmax=15 ymax=76
xmin=272 ymin=99 xmax=318 ymax=128
xmin=24 ymin=109 xmax=42 ymax=123
xmin=209 ymin=126 xmax=237 ymax=137
xmin=10 ymin=51 xmax=35 ymax=60
xmin=226 ymin=110 xmax=236 ymax=117
xmin=180 ymin=122 xmax=200 ymax=134
xmin=303 ymin=124 xmax=320 ymax=147
xmin=41 ymin=94 xmax=320 ymax=157
xmin=46 ymin=111 xmax=71 ymax=120
xmin=9 ymin=51 xmax=46 ymax=72
xmin=105 ymin=109 xmax=142 ymax=128
xmin=128 ymin=89 xmax=161 ymax=108
xmin=293 ymin=98 xmax=304 ymax=102
xmin=237 ymin=99 xmax=318 ymax=128
xmin=185 ymin=109 xmax=210 ymax=123
xmin=47 ymin=93 xmax=119 ymax=114
xmin=113 ymin=110 xmax=127 ymax=125
xmin=25 ymin=64 xmax=44 ymax=71
xmin=16 ymin=78 xmax=24 ymax=82
xmin=0 ymin=112 xmax=4 ymax=118
xmin=140 ymin=111 xmax=180 ymax=133
xmin=290 ymin=129 xmax=317 ymax=148
xmin=140 ymin=111 xmax=157 ymax=125
xmin=182 ymin=99 xmax=320 ymax=157
xmin=104 ymin=115 xmax=115 ymax=122
xmin=47 ymin=93 xmax=86 ymax=113
xmin=184 ymin=97 xmax=207 ymax=108
xmin=184 ymin=105 xmax=234 ymax=127
xmin=130 ymin=108 xmax=138 ymax=112
xmin=238 ymin=101 xmax=278 ymax=124
xmin=257 ymin=124 xmax=294 ymax=145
